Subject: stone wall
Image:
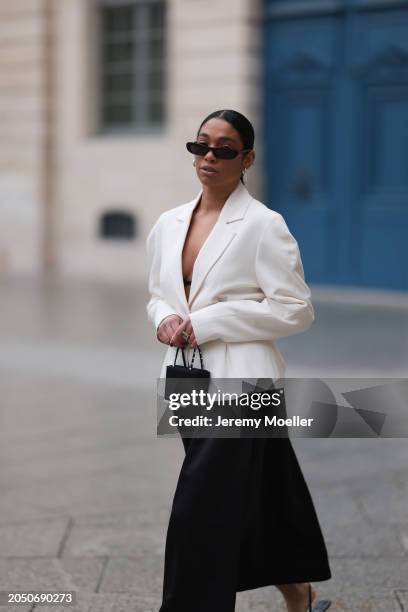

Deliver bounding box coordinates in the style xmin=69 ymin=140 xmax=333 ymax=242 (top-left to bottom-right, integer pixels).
xmin=54 ymin=0 xmax=262 ymax=283
xmin=0 ymin=0 xmax=263 ymax=282
xmin=0 ymin=0 xmax=48 ymax=276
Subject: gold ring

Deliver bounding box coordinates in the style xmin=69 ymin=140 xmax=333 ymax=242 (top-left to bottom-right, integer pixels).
xmin=181 ymin=330 xmax=190 ymax=341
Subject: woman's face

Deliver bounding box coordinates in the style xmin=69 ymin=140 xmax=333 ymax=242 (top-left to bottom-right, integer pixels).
xmin=194 ymin=118 xmax=255 ymax=189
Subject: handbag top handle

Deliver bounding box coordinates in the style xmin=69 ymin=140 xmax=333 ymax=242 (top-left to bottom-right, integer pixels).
xmin=173 ymin=347 xmax=187 ymax=367
xmin=173 ymin=345 xmax=204 ymax=370
xmin=190 ymin=345 xmax=204 ymax=370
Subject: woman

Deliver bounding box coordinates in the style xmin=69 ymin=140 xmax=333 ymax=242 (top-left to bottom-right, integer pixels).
xmin=146 ymin=109 xmax=332 ymax=612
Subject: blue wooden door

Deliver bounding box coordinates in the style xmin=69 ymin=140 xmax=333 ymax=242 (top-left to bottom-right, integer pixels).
xmin=263 ymin=0 xmax=408 ymax=290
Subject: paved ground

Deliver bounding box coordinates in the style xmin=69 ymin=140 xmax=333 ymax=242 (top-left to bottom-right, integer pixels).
xmin=0 ymin=276 xmax=407 ymax=612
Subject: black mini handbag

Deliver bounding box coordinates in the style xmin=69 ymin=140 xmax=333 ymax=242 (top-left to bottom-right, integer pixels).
xmin=164 ymin=345 xmax=211 ymax=401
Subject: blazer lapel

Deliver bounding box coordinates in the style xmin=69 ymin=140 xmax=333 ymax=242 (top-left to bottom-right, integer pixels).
xmin=172 ymin=182 xmax=253 ymax=309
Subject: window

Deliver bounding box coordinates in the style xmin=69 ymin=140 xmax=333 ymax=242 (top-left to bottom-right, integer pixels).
xmin=99 ymin=210 xmax=137 ymax=239
xmin=98 ymin=0 xmax=166 ymax=132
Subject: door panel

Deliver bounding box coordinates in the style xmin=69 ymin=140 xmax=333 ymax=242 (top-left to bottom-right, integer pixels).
xmin=264 ymin=14 xmax=338 ymax=283
xmin=351 ymin=11 xmax=408 ymax=289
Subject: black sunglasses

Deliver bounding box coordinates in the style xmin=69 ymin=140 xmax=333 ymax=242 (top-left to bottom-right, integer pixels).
xmin=186 ymin=141 xmax=252 ymax=160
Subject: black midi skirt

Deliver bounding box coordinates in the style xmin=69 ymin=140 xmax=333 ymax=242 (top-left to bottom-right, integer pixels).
xmin=158 ymin=435 xmax=332 ymax=612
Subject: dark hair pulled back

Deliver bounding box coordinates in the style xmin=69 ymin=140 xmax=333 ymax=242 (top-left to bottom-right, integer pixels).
xmin=196 ymin=109 xmax=254 ymax=184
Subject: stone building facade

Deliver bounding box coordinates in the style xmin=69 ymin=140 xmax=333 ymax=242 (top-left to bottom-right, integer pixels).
xmin=0 ymin=0 xmax=262 ymax=283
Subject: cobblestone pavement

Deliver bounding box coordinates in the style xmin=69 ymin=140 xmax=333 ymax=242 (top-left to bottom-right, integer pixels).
xmin=0 ymin=277 xmax=407 ymax=612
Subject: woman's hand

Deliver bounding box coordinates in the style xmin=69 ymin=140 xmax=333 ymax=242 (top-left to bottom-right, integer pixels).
xmin=157 ymin=315 xmax=184 ymax=346
xmin=170 ymin=317 xmax=198 ymax=349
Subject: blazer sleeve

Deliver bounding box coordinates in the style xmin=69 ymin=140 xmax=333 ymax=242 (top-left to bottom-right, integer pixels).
xmin=189 ymin=214 xmax=315 ymax=344
xmin=146 ymin=219 xmax=181 ymax=334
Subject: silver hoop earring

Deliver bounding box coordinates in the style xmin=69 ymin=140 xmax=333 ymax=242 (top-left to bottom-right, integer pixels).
xmin=193 ymin=160 xmax=196 ymax=167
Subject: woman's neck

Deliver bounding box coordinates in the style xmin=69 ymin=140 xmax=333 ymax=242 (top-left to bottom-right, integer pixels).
xmin=196 ymin=182 xmax=240 ymax=215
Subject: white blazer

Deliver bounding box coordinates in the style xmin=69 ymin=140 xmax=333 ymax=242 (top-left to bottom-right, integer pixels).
xmin=146 ymin=181 xmax=314 ymax=380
